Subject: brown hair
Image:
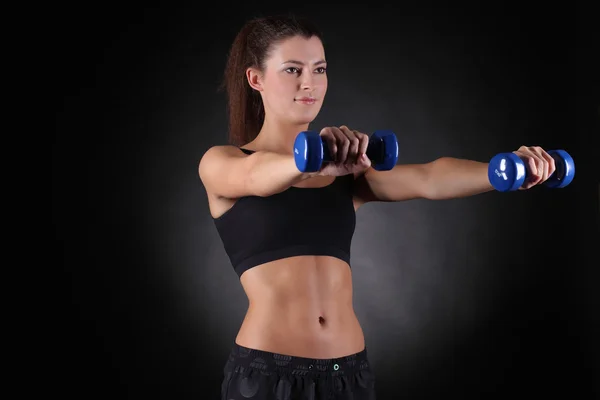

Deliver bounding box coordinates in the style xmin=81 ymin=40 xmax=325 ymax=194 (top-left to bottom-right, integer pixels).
xmin=220 ymin=14 xmax=323 ymax=146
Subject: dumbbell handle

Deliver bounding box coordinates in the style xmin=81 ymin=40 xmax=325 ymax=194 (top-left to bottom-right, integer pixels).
xmin=317 ymin=135 xmax=387 ymax=163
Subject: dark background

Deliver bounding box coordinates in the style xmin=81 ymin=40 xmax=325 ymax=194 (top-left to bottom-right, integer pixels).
xmin=54 ymin=3 xmax=599 ymax=399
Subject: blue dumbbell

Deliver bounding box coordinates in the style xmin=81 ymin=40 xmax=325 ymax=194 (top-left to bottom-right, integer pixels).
xmin=294 ymin=130 xmax=399 ymax=173
xmin=488 ymin=149 xmax=575 ymax=192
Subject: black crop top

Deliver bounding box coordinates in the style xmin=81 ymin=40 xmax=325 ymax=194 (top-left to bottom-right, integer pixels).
xmin=213 ymin=147 xmax=357 ymax=278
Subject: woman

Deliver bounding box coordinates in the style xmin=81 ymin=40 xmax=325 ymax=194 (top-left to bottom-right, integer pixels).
xmin=198 ymin=14 xmax=555 ymax=400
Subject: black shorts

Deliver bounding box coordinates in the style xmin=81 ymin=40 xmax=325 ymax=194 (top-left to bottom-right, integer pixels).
xmin=220 ymin=342 xmax=376 ymax=400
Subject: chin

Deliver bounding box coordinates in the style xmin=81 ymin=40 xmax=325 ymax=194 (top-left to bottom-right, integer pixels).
xmin=293 ymin=116 xmax=317 ymax=127
xmin=294 ymin=111 xmax=321 ymax=125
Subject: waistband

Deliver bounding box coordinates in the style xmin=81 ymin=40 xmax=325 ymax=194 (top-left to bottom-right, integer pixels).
xmin=225 ymin=342 xmax=371 ymax=379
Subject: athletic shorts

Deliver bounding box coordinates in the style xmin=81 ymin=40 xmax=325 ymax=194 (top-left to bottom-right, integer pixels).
xmin=220 ymin=342 xmax=376 ymax=399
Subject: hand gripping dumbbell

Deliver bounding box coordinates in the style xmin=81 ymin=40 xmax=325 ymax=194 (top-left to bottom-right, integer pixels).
xmin=293 ymin=130 xmax=399 ymax=172
xmin=488 ymin=149 xmax=575 ymax=192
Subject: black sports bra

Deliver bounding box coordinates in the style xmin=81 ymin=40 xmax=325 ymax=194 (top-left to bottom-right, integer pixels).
xmin=212 ymin=148 xmax=357 ymax=278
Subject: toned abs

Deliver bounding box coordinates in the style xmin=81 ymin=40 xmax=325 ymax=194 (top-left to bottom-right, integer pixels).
xmin=236 ymin=255 xmax=366 ymax=358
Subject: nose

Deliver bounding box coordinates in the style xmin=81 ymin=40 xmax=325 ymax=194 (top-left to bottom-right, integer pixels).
xmin=300 ymin=73 xmax=314 ymax=91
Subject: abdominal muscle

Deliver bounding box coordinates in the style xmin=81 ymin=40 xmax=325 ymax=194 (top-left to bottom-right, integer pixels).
xmin=235 ymin=255 xmax=366 ymax=359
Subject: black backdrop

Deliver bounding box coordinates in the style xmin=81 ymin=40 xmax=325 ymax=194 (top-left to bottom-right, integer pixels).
xmin=54 ymin=4 xmax=599 ymax=399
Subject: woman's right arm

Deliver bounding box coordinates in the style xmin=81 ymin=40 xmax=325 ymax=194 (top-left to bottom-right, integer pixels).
xmin=198 ymin=145 xmax=319 ymax=199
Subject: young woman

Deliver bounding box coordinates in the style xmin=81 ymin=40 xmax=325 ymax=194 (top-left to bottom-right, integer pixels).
xmin=199 ymin=14 xmax=555 ymax=400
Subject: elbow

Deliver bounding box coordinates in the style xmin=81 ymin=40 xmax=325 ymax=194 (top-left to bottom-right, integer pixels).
xmin=421 ymin=184 xmax=439 ymax=201
xmin=421 ymin=158 xmax=446 ymax=200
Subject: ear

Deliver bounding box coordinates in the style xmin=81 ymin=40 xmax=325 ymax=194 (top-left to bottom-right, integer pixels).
xmin=246 ymin=67 xmax=264 ymax=91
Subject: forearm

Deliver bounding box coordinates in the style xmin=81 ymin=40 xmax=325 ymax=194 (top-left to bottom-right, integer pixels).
xmin=247 ymin=151 xmax=318 ymax=197
xmin=426 ymin=157 xmax=494 ymax=200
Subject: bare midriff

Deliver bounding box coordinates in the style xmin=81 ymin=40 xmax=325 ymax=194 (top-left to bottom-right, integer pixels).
xmin=235 ymin=255 xmax=365 ymax=359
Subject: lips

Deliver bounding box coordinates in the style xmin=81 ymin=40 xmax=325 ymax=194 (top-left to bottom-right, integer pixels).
xmin=295 ymin=97 xmax=316 ymax=104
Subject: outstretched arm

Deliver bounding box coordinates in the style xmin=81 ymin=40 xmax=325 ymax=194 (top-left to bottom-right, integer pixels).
xmin=414 ymin=157 xmax=493 ymax=200
xmin=352 ymin=146 xmax=555 ymax=203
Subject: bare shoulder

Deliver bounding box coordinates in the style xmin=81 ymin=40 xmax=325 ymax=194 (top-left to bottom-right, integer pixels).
xmin=198 ymin=144 xmax=255 ymax=203
xmin=199 ymin=145 xmax=246 ymax=168
xmin=198 ymin=145 xmax=246 ymax=180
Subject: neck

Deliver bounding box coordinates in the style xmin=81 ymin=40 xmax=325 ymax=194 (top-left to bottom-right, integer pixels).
xmin=252 ymin=117 xmax=310 ymax=155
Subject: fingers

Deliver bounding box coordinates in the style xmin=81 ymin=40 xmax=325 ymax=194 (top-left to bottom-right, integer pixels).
xmin=331 ymin=126 xmax=350 ymax=164
xmin=514 ymin=145 xmax=555 ymax=189
xmin=317 ymin=127 xmax=342 ymax=163
xmin=358 ymin=133 xmax=369 ymax=158
xmin=320 ymin=125 xmax=369 ymax=165
xmin=319 ymin=127 xmax=337 ymax=161
xmin=524 ymin=155 xmax=542 ymax=188
xmin=536 ymin=147 xmax=556 ymax=180
xmin=339 ymin=125 xmax=368 ymax=164
xmin=351 ymin=127 xmax=370 ymax=161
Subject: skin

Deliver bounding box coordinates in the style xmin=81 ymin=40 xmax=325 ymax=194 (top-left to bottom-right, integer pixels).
xmin=207 ymin=35 xmax=556 ymax=358
xmin=235 ymin=35 xmax=367 ymax=358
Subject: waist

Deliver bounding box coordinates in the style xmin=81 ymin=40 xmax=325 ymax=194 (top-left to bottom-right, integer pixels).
xmin=235 ymin=255 xmax=362 ymax=358
xmin=236 ymin=300 xmax=364 ymax=358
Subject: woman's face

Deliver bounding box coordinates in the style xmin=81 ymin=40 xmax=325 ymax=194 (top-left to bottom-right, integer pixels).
xmin=248 ymin=35 xmax=328 ymax=126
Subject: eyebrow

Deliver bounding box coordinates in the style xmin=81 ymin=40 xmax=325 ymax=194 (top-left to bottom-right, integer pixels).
xmin=281 ymin=59 xmax=327 ymax=66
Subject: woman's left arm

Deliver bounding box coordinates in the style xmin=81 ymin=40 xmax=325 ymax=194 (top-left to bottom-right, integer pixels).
xmin=353 ymin=146 xmax=556 ymax=203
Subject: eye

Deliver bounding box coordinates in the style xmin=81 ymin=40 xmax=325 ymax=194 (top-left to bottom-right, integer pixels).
xmin=315 ymin=67 xmax=327 ymax=74
xmin=285 ymin=67 xmax=301 ymax=74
